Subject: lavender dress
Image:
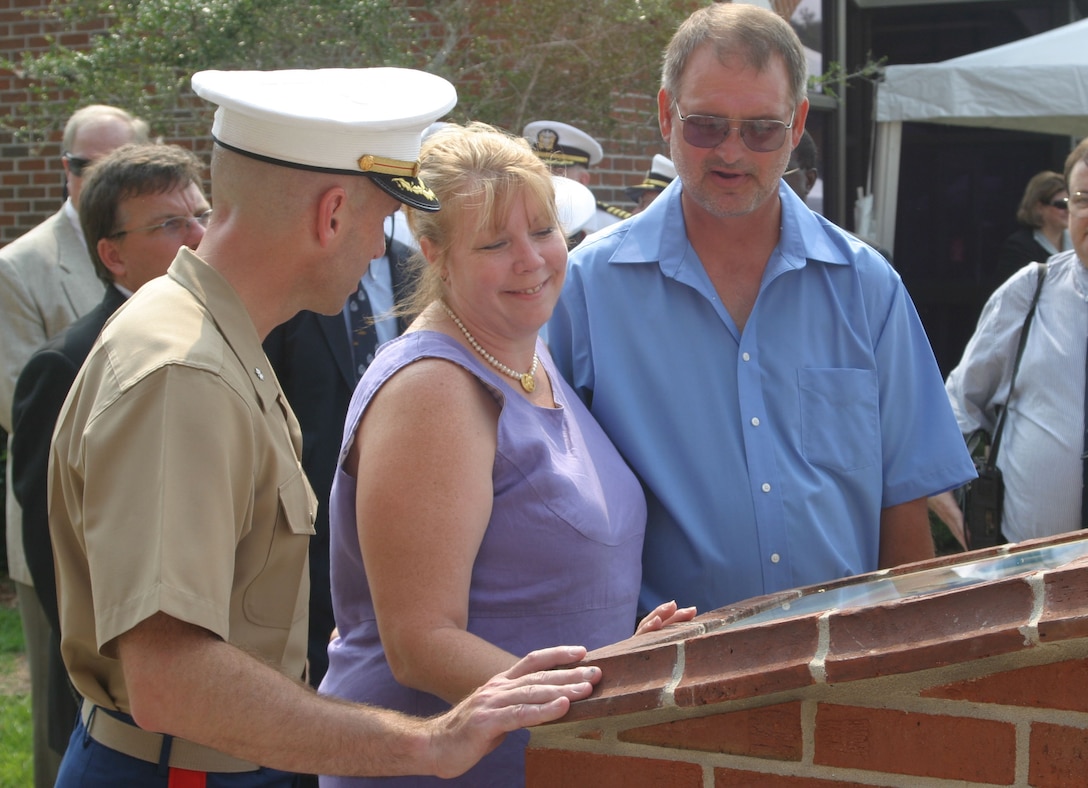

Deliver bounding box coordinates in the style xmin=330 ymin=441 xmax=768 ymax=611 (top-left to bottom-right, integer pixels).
xmin=318 ymin=331 xmax=646 ymax=787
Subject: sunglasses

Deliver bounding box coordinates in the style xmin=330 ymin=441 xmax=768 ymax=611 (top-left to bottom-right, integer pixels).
xmin=1044 ymin=197 xmax=1069 ymax=210
xmin=63 ymin=153 xmax=94 ymax=177
xmin=674 ymin=103 xmax=795 ymax=153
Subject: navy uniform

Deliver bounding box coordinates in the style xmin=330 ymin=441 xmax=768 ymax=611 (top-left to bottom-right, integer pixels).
xmin=625 ymin=153 xmax=676 ymax=214
xmin=522 ymin=120 xmax=631 ymax=231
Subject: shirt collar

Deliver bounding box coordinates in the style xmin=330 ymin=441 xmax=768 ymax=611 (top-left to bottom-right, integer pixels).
xmin=607 ymin=177 xmax=849 ymax=278
xmin=167 ymin=247 xmax=280 ymax=413
xmin=63 ymin=198 xmax=86 ymax=246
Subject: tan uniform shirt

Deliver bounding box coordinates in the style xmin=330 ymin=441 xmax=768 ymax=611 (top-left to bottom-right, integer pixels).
xmin=49 ymin=247 xmax=316 ymax=712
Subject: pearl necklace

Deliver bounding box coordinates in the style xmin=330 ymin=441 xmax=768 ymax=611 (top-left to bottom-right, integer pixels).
xmin=439 ymin=300 xmax=539 ymax=393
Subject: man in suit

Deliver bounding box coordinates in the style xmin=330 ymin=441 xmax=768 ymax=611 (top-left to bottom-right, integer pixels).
xmin=263 ymin=233 xmax=415 ymax=693
xmin=0 ymin=103 xmax=148 ymax=788
xmin=11 ymin=143 xmax=209 ymax=762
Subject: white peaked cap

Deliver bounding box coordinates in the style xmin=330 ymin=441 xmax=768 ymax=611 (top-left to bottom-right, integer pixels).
xmin=523 ymin=120 xmax=604 ymax=167
xmin=552 ymin=175 xmax=597 ymax=237
xmin=626 ymin=153 xmax=677 ymax=201
xmin=191 ymin=68 xmax=457 ymax=211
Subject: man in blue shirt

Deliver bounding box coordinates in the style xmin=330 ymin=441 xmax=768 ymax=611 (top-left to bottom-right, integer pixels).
xmin=548 ymin=3 xmax=975 ymax=617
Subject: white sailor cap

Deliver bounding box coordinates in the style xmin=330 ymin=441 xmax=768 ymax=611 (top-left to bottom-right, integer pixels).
xmin=523 ymin=120 xmax=603 ymax=168
xmin=552 ymin=175 xmax=597 ymax=237
xmin=191 ymin=68 xmax=457 ymax=212
xmin=626 ymin=154 xmax=677 ymax=201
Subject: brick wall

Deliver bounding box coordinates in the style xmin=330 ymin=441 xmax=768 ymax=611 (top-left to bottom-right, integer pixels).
xmin=0 ymin=0 xmax=101 ymax=245
xmin=1 ymin=0 xmax=669 ymax=249
xmin=527 ymin=531 xmax=1088 ymax=787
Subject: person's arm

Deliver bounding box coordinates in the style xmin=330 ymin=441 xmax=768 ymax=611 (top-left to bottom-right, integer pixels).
xmin=118 ymin=612 xmax=599 ymax=779
xmin=0 ymin=255 xmax=48 ymax=431
xmin=11 ymin=347 xmax=80 ymax=632
xmin=927 ymin=491 xmax=967 ymax=549
xmin=352 ymin=356 xmax=519 ymax=702
xmin=878 ymin=496 xmax=934 ymax=569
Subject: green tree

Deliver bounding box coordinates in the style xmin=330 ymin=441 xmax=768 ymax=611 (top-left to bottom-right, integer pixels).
xmin=4 ymin=0 xmax=694 ymax=143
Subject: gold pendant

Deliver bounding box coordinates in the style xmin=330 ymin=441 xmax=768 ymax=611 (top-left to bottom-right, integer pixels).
xmin=520 ymin=373 xmax=536 ymax=393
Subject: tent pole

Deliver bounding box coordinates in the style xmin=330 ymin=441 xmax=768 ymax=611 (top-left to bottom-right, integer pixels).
xmin=871 ymin=120 xmax=901 ymax=255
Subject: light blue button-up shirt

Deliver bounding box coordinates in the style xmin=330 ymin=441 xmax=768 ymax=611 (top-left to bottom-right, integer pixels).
xmin=548 ymin=179 xmax=975 ymax=615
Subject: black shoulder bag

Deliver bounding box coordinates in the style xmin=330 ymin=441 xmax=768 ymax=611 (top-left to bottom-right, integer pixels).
xmin=961 ymin=262 xmax=1047 ymax=549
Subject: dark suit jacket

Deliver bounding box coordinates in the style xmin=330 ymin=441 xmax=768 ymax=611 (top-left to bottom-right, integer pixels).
xmin=11 ymin=283 xmax=126 ymax=751
xmin=13 ymin=285 xmax=128 ymax=631
xmin=263 ymin=238 xmax=414 ymax=687
xmin=996 ymin=227 xmax=1051 ymax=285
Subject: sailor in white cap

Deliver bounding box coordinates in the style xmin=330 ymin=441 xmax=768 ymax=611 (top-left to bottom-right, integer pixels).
xmin=48 ymin=67 xmax=602 ymax=788
xmin=523 ymin=119 xmax=631 ymax=232
xmin=625 ymin=153 xmax=677 ymax=214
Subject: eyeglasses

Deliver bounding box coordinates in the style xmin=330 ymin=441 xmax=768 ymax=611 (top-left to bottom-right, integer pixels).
xmin=110 ymin=209 xmax=212 ymax=239
xmin=783 ymin=167 xmax=801 ymax=177
xmin=63 ymin=153 xmax=94 ymax=177
xmin=1071 ymin=192 xmax=1088 ymax=213
xmin=1044 ymin=197 xmax=1069 ymax=210
xmin=674 ymin=103 xmax=796 ymax=152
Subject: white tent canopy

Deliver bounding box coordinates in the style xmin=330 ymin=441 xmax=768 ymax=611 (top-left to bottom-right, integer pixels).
xmin=868 ymin=18 xmax=1088 ymax=251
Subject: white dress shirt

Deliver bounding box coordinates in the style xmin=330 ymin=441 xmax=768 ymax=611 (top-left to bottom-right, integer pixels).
xmin=946 ymin=250 xmax=1088 ymax=542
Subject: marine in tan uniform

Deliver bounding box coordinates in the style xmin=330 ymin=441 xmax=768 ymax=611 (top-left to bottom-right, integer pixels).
xmin=48 ymin=67 xmax=601 ymax=787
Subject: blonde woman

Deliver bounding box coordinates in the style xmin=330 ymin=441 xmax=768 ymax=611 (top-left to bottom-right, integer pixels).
xmin=319 ymin=123 xmax=691 ymax=787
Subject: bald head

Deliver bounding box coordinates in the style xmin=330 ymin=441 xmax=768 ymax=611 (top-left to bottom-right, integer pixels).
xmin=63 ymin=105 xmax=150 ymax=210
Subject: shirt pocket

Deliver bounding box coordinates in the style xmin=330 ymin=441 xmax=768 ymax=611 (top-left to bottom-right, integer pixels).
xmin=243 ymin=469 xmax=316 ymax=629
xmin=798 ymin=367 xmax=881 ymax=473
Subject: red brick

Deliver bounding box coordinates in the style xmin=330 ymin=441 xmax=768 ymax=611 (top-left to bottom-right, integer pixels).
xmin=1029 ymin=721 xmax=1088 ymax=787
xmin=675 ymin=616 xmax=819 ymax=707
xmin=814 ymin=704 xmax=1015 ymax=783
xmin=560 ymin=642 xmax=680 ymax=723
xmin=923 ymin=659 xmax=1088 ymax=711
xmin=824 ymin=579 xmax=1034 ymax=683
xmin=713 ymin=769 xmax=871 ymax=787
xmin=619 ymin=702 xmax=803 ymax=760
xmin=1039 ymin=560 xmax=1088 ymax=643
xmin=525 ymin=749 xmax=703 ymax=788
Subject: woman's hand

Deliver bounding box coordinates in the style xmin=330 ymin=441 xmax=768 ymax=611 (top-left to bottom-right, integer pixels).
xmin=635 ymin=600 xmax=697 ymax=636
xmin=928 ymin=490 xmax=967 ymax=549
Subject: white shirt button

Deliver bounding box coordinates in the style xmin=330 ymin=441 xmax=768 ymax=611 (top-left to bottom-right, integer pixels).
xmin=770 ymin=553 xmax=781 ymax=563
xmin=742 ymin=352 xmax=751 ymax=362
xmin=751 ymin=417 xmax=760 ymax=427
xmin=761 ymin=482 xmax=771 ymax=493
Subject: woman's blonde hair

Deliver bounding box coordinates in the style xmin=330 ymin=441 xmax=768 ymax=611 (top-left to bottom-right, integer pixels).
xmin=401 ymin=122 xmax=558 ymax=317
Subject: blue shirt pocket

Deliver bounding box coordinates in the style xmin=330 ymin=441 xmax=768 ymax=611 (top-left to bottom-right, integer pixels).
xmin=798 ymin=367 xmax=881 ymax=473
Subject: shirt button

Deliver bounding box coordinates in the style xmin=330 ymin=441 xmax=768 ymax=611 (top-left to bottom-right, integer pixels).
xmin=761 ymin=482 xmax=771 ymax=493
xmin=742 ymin=352 xmax=751 ymax=362
xmin=770 ymin=553 xmax=781 ymax=563
xmin=751 ymin=417 xmax=760 ymax=427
